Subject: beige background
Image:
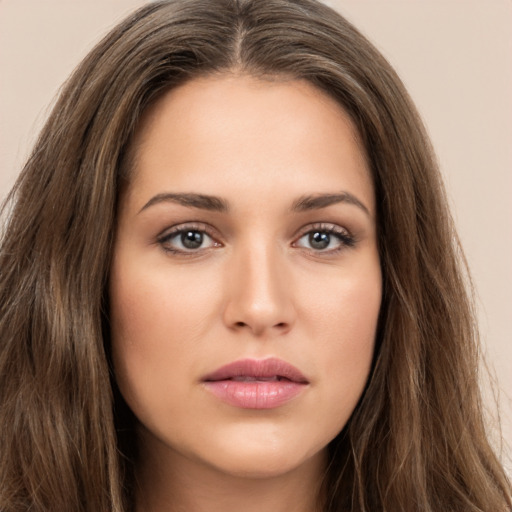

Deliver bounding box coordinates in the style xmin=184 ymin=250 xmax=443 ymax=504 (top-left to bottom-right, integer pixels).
xmin=1 ymin=0 xmax=511 ymax=468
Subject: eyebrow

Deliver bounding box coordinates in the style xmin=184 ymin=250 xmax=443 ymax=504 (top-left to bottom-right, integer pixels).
xmin=291 ymin=192 xmax=370 ymax=216
xmin=139 ymin=193 xmax=229 ymax=214
xmin=138 ymin=191 xmax=370 ymax=216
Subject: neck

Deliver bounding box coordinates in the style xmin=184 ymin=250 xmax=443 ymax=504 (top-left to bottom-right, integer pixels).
xmin=134 ymin=432 xmax=327 ymax=512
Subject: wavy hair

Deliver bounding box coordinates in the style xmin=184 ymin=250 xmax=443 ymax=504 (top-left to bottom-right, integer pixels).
xmin=0 ymin=1 xmax=510 ymax=511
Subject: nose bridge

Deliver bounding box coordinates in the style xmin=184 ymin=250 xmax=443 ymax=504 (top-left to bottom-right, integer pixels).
xmin=224 ymin=236 xmax=294 ymax=335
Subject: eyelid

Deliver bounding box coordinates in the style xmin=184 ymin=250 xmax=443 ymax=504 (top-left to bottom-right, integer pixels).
xmin=292 ymin=222 xmax=356 ymax=253
xmin=157 ymin=221 xmax=218 ymax=239
xmin=156 ymin=222 xmax=223 ymax=254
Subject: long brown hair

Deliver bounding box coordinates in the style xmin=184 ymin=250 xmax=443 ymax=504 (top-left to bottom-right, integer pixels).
xmin=0 ymin=1 xmax=510 ymax=511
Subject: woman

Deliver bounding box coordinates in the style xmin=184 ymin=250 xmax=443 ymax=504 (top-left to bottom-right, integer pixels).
xmin=0 ymin=0 xmax=510 ymax=511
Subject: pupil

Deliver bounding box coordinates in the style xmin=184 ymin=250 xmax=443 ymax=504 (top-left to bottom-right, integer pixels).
xmin=181 ymin=231 xmax=203 ymax=249
xmin=309 ymin=231 xmax=330 ymax=249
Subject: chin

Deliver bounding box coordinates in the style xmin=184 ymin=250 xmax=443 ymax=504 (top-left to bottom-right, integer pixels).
xmin=191 ymin=427 xmax=328 ymax=480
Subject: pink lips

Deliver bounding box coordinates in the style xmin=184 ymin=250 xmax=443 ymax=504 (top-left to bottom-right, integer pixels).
xmin=202 ymin=358 xmax=309 ymax=409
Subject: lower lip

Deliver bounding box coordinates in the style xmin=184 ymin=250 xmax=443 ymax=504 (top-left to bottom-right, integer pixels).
xmin=203 ymin=380 xmax=307 ymax=409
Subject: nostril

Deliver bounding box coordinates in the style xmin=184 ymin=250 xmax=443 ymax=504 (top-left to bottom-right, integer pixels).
xmin=232 ymin=320 xmax=287 ymax=331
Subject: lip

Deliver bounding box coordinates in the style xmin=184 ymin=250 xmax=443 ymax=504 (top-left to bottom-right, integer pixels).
xmin=202 ymin=357 xmax=309 ymax=409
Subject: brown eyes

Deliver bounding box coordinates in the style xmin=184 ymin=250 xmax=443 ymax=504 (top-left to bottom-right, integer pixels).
xmin=157 ymin=223 xmax=355 ymax=256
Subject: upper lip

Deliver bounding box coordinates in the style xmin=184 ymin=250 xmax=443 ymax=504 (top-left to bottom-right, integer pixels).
xmin=203 ymin=357 xmax=309 ymax=384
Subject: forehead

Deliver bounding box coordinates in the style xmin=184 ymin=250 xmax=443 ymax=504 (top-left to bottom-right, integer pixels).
xmin=125 ymin=74 xmax=374 ymax=215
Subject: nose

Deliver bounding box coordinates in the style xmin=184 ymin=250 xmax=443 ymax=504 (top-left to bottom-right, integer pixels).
xmin=222 ymin=242 xmax=296 ymax=337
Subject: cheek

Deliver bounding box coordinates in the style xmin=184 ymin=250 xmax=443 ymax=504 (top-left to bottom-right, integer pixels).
xmin=110 ymin=254 xmax=220 ymax=347
xmin=304 ymin=257 xmax=381 ymax=346
xmin=108 ymin=257 xmax=218 ymax=419
xmin=303 ymin=264 xmax=381 ymax=421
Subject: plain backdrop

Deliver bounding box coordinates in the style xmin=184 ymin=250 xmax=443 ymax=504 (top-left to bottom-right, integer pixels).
xmin=1 ymin=0 xmax=511 ymax=469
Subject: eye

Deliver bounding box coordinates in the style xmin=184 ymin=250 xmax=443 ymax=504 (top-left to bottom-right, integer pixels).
xmin=294 ymin=224 xmax=355 ymax=253
xmin=157 ymin=225 xmax=221 ymax=254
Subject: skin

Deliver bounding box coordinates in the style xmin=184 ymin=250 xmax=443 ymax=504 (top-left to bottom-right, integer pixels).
xmin=109 ymin=74 xmax=382 ymax=512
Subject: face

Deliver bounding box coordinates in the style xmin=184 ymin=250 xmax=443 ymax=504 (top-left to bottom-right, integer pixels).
xmin=110 ymin=75 xmax=382 ymax=479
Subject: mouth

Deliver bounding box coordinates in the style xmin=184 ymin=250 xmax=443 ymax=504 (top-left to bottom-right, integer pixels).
xmin=202 ymin=358 xmax=309 ymax=409
xmin=228 ymin=375 xmax=292 ymax=382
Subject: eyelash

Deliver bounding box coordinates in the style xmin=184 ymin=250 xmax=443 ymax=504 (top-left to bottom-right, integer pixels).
xmin=156 ymin=222 xmax=356 ymax=256
xmin=293 ymin=223 xmax=356 ymax=254
xmin=157 ymin=223 xmax=220 ymax=256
